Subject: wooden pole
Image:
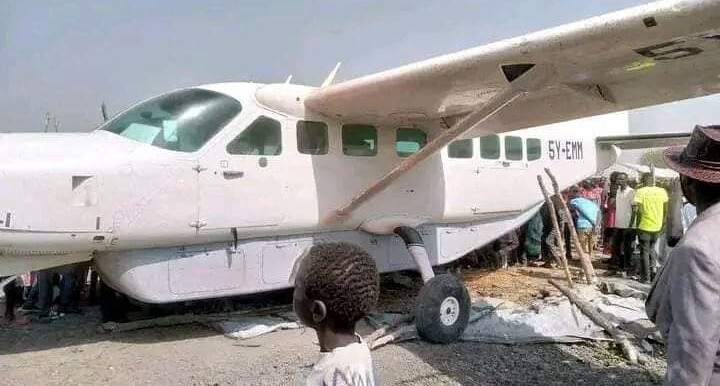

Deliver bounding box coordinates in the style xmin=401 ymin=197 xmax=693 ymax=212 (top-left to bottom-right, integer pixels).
xmin=367 ymin=324 xmax=417 ymax=350
xmin=537 ymin=175 xmax=574 ymax=288
xmin=544 ymin=168 xmax=596 ymax=284
xmin=549 ymin=279 xmax=638 ymax=364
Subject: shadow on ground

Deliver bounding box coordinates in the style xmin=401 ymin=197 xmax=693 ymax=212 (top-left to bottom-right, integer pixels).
xmin=0 ymin=289 xmax=295 ymax=356
xmin=0 ymin=308 xmax=217 ymax=356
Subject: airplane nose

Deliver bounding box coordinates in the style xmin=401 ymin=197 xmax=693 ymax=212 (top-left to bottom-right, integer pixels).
xmin=0 ymin=132 xmax=118 ymax=257
xmin=0 ymin=165 xmax=104 ymax=249
xmin=0 ymin=165 xmax=106 ymax=275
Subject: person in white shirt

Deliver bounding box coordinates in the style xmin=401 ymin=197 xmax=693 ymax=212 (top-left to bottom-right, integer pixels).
xmin=293 ymin=242 xmax=379 ymax=386
xmin=611 ymin=172 xmax=635 ymax=274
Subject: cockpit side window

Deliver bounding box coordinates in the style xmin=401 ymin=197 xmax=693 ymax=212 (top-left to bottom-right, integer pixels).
xmin=100 ymin=88 xmax=241 ymax=153
xmin=227 ymin=116 xmax=282 ymax=156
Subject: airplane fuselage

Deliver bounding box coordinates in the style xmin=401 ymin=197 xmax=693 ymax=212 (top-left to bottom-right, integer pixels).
xmin=0 ymin=82 xmax=627 ymax=302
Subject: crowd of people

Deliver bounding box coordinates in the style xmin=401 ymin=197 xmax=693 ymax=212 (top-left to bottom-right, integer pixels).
xmin=535 ymin=125 xmax=720 ymax=385
xmin=570 ymin=172 xmax=669 ymax=282
xmin=522 ymin=168 xmax=694 ymax=285
xmin=460 ymin=171 xmax=683 ymax=275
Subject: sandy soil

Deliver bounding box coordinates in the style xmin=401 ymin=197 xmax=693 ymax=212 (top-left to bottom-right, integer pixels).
xmin=463 ymin=266 xmax=564 ymax=304
xmin=0 ymin=267 xmax=666 ymax=386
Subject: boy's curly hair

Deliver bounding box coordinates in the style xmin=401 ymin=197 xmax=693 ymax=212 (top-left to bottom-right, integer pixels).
xmin=302 ymin=242 xmax=379 ymax=329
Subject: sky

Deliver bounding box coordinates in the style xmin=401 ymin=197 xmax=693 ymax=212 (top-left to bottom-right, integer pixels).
xmin=2 ymin=0 xmax=719 ymax=133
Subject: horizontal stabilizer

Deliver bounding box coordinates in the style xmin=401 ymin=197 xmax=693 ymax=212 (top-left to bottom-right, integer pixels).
xmin=596 ymin=132 xmax=690 ymax=149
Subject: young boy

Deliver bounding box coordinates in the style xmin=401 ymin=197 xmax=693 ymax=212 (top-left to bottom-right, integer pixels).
xmin=293 ymin=242 xmax=380 ymax=386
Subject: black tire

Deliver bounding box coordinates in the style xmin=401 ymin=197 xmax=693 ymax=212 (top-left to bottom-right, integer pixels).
xmin=415 ymin=274 xmax=470 ymax=343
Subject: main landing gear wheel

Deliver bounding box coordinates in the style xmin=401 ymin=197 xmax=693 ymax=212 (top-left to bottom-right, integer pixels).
xmin=415 ymin=274 xmax=470 ymax=344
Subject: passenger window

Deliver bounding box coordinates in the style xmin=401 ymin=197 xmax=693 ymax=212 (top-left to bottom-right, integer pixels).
xmin=297 ymin=121 xmax=328 ymax=155
xmin=342 ymin=124 xmax=377 ymax=156
xmin=505 ymin=136 xmax=523 ymax=161
xmin=527 ymin=138 xmax=542 ymax=161
xmin=480 ymin=135 xmax=500 ymax=159
xmin=226 ymin=116 xmax=282 ymax=156
xmin=395 ymin=128 xmax=426 ymax=157
xmin=447 ymin=139 xmax=473 ymax=159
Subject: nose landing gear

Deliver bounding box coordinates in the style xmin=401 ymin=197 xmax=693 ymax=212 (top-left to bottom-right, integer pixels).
xmin=394 ymin=226 xmax=470 ymax=344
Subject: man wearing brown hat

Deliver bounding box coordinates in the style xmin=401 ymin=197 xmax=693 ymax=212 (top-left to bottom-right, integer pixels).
xmin=646 ymin=125 xmax=720 ymax=386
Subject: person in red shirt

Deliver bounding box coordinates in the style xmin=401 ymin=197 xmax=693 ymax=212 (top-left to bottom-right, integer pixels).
xmin=604 ymin=173 xmax=620 ymax=257
xmin=579 ymin=179 xmax=604 ymax=251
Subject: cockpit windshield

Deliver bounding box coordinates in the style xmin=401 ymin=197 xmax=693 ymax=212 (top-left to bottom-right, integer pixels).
xmin=100 ymin=88 xmax=242 ymax=152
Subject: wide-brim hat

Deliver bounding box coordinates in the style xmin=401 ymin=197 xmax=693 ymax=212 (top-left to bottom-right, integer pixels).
xmin=664 ymin=125 xmax=720 ymax=183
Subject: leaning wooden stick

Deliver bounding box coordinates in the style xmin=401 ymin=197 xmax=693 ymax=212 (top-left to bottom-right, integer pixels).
xmin=368 ymin=324 xmax=417 ymax=350
xmin=364 ymin=314 xmax=414 ymax=343
xmin=549 ymin=279 xmax=638 ymax=364
xmin=537 ymin=175 xmax=574 ymax=288
xmin=544 ymin=168 xmax=596 ymax=284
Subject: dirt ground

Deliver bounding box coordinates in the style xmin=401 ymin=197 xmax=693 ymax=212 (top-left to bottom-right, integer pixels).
xmin=0 ymin=267 xmax=666 ymax=386
xmin=463 ymin=266 xmax=563 ymax=304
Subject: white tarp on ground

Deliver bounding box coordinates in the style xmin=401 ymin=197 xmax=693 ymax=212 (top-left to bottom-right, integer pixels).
xmin=211 ymin=284 xmax=650 ymax=344
xmin=214 ymin=316 xmax=300 ymax=340
xmin=461 ymin=286 xmax=649 ymax=344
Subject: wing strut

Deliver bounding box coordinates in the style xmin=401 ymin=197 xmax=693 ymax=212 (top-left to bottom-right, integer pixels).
xmin=323 ymin=65 xmax=552 ymax=224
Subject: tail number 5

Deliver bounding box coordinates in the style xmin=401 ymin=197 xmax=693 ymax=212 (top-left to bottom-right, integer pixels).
xmin=635 ymin=41 xmax=703 ymax=61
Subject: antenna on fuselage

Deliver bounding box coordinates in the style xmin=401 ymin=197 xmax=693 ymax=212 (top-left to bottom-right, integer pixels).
xmin=284 ymin=75 xmax=293 ymax=84
xmin=101 ymin=101 xmax=109 ymax=122
xmin=43 ymin=113 xmax=60 ymax=132
xmin=44 ymin=112 xmax=51 ymax=133
xmin=320 ymin=62 xmax=342 ymax=88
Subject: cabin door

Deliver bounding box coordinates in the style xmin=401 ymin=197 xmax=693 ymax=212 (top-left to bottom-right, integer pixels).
xmin=197 ymin=113 xmax=286 ymax=232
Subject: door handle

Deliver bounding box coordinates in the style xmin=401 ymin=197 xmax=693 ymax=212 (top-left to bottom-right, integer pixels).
xmin=223 ymin=170 xmax=244 ymax=179
xmin=502 ymin=161 xmax=510 ymax=167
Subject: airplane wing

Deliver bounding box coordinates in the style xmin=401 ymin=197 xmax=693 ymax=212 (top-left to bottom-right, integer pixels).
xmin=313 ymin=0 xmax=720 ymax=222
xmin=306 ymin=0 xmax=720 ymax=139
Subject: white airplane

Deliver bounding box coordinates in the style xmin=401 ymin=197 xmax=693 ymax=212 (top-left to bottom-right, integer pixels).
xmin=1 ymin=0 xmax=719 ymax=342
